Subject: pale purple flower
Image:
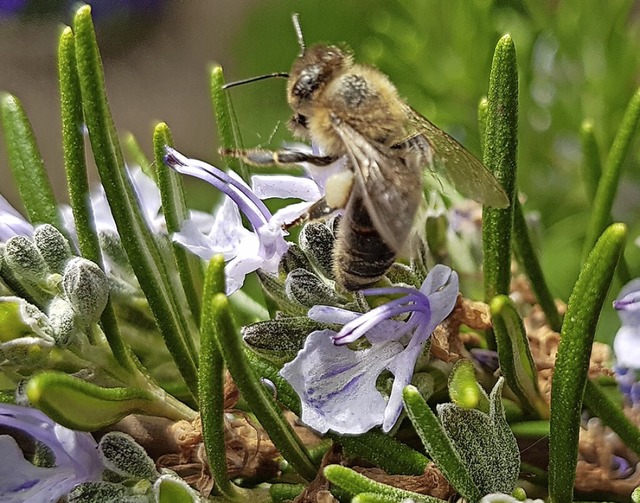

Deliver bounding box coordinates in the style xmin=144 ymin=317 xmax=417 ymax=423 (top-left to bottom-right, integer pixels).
xmin=0 ymin=194 xmax=34 ymax=242
xmin=613 ymin=278 xmax=640 ymax=369
xmin=0 ymin=404 xmax=102 ymax=503
xmin=280 ymin=264 xmax=458 ymax=434
xmin=164 ymin=147 xmax=336 ymax=294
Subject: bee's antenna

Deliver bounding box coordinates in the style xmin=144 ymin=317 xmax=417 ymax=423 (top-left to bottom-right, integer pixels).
xmin=292 ymin=13 xmax=305 ymax=56
xmin=222 ymin=72 xmax=289 ymax=90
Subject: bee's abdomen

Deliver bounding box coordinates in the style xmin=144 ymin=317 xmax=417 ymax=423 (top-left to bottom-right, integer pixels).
xmin=333 ymin=195 xmax=396 ymax=291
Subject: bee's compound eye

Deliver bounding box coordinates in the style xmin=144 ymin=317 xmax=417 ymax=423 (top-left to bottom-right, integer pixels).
xmin=293 ymin=64 xmax=322 ymax=100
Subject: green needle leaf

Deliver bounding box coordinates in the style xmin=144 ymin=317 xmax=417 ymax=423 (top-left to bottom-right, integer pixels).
xmin=123 ymin=131 xmax=154 ymax=181
xmin=210 ymin=292 xmax=317 ymax=481
xmin=549 ymin=223 xmax=626 ymax=502
xmin=58 ymin=26 xmax=133 ymax=371
xmin=448 ymin=359 xmax=488 ymax=411
xmin=580 ymin=120 xmax=602 ymax=201
xmin=323 ymin=465 xmax=446 ymax=503
xmin=352 ymin=494 xmax=399 ymax=503
xmin=210 ymin=65 xmax=249 ymax=183
xmin=73 ymin=5 xmax=198 ymax=399
xmin=26 ymin=372 xmax=179 ymax=431
xmin=482 ymin=34 xmax=518 ymax=305
xmin=403 ymin=385 xmax=481 ymax=501
xmin=198 ymin=256 xmax=240 ymax=499
xmin=584 ymin=88 xmax=640 ymax=259
xmin=512 ymin=202 xmax=563 ymax=332
xmin=583 ymin=379 xmax=640 ymax=458
xmin=0 ymin=93 xmax=61 ymax=231
xmin=491 ymin=295 xmax=549 ymax=418
xmin=154 ymin=122 xmax=203 ymax=322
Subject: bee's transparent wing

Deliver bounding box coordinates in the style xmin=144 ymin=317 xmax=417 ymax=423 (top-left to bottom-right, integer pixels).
xmin=331 ymin=117 xmax=423 ymax=252
xmin=405 ymin=106 xmax=509 ymax=208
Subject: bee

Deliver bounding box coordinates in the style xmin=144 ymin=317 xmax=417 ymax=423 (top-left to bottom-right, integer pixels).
xmin=223 ymin=14 xmax=509 ymax=291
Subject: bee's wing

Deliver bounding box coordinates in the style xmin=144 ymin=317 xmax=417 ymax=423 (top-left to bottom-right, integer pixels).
xmin=331 ymin=117 xmax=423 ymax=252
xmin=404 ymin=106 xmax=509 ymax=208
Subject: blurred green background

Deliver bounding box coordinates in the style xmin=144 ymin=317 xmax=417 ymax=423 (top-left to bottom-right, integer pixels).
xmin=1 ymin=0 xmax=640 ymax=343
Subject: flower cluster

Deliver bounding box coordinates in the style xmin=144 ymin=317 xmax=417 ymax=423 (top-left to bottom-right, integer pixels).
xmin=281 ymin=265 xmax=459 ymax=434
xmin=163 ymin=147 xmax=341 ymax=294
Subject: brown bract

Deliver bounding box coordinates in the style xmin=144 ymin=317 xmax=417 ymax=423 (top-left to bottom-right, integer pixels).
xmin=430 ymin=294 xmax=491 ymax=362
xmin=157 ymin=372 xmax=280 ymax=496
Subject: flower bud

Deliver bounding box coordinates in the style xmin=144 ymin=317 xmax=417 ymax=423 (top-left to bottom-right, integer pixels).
xmin=279 ymin=243 xmax=314 ymax=276
xmin=3 ymin=235 xmax=48 ymax=284
xmin=285 ymin=268 xmax=346 ymax=308
xmin=242 ymin=316 xmax=322 ymax=362
xmin=33 ymin=224 xmax=72 ymax=274
xmin=98 ymin=432 xmax=158 ymax=480
xmin=299 ymin=221 xmax=335 ymax=280
xmin=48 ymin=296 xmax=80 ymax=347
xmin=67 ymin=482 xmax=128 ymax=503
xmin=256 ymin=270 xmax=307 ymax=316
xmin=0 ymin=296 xmax=55 ymax=364
xmin=62 ymin=258 xmax=109 ymax=326
xmin=99 ymin=230 xmax=131 ymax=274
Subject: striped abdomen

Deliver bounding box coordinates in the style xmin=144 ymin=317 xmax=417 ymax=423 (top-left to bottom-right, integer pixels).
xmin=333 ymin=191 xmax=396 ymax=291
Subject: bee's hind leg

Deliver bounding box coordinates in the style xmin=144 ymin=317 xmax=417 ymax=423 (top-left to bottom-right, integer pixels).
xmin=220 ymin=147 xmax=337 ymax=168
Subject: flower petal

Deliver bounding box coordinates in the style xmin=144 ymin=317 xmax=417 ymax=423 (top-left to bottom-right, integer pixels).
xmin=614 ymin=326 xmax=640 ymax=369
xmin=280 ymin=330 xmax=403 ymax=435
xmin=251 ymin=175 xmax=322 ymax=202
xmin=0 ymin=405 xmax=102 ymax=502
xmin=419 ymin=265 xmax=459 ymax=329
xmin=0 ymin=195 xmax=34 ymax=241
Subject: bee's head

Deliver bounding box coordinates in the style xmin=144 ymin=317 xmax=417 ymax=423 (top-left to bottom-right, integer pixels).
xmin=287 ymin=45 xmax=352 ymax=113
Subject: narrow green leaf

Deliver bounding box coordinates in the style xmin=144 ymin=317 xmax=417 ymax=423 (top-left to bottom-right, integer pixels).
xmin=448 ymin=359 xmax=488 ymax=411
xmin=198 ymin=256 xmax=239 ymax=499
xmin=26 ymin=372 xmax=177 ymax=431
xmin=154 ymin=122 xmax=203 ymax=322
xmin=509 ymin=420 xmax=550 ymax=437
xmin=482 ymin=34 xmax=518 ymax=307
xmin=210 ymin=65 xmax=249 ymax=183
xmin=512 ymin=202 xmax=563 ymax=332
xmin=549 ymin=223 xmax=626 ymax=502
xmin=580 ymin=120 xmax=602 ymax=201
xmin=245 ymin=349 xmax=429 ymax=475
xmin=477 ymin=96 xmax=488 ymax=147
xmin=583 ymin=379 xmax=640 ymax=458
xmin=491 ymin=295 xmax=549 ymax=418
xmin=59 ymin=26 xmax=97 ymax=260
xmin=584 ymin=88 xmax=640 ymax=259
xmin=403 ymin=386 xmax=481 ymax=501
xmin=210 ymin=293 xmax=317 ymax=480
xmin=323 ymin=465 xmax=446 ymax=503
xmin=58 ymin=26 xmax=133 ymax=371
xmin=337 ymin=432 xmax=429 ymax=477
xmin=269 ymin=484 xmax=305 ymax=503
xmin=123 ymin=131 xmax=154 ymax=181
xmin=579 ymin=119 xmax=631 ymax=284
xmin=73 ymin=5 xmax=198 ymax=399
xmin=0 ymin=93 xmax=61 ymax=230
xmin=352 ymin=493 xmax=398 ymax=503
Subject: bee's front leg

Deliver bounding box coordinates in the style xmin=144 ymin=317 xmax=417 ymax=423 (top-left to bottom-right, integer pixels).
xmin=283 ymin=196 xmax=339 ymax=230
xmin=220 ymin=148 xmax=337 ymax=167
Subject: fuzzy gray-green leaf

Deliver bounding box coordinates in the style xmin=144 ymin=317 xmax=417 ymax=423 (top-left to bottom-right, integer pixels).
xmin=438 ymin=378 xmax=519 ymax=495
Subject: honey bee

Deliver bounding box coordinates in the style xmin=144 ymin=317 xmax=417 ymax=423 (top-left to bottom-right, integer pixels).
xmin=223 ymin=14 xmax=509 ymax=291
